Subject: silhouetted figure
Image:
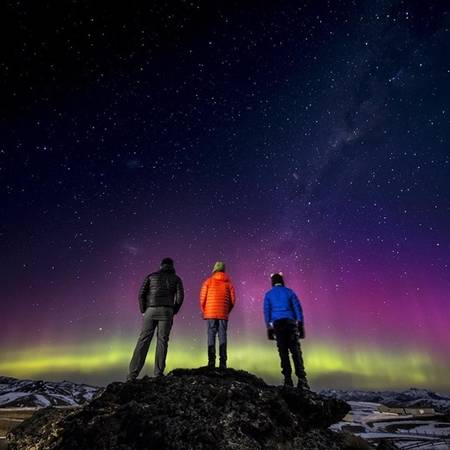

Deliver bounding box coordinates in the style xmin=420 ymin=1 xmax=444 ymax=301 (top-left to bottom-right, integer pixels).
xmin=264 ymin=273 xmax=309 ymax=389
xmin=200 ymin=261 xmax=236 ymax=369
xmin=128 ymin=257 xmax=184 ymax=380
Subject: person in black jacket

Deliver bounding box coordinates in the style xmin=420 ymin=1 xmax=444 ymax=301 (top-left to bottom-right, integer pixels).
xmin=127 ymin=257 xmax=184 ymax=380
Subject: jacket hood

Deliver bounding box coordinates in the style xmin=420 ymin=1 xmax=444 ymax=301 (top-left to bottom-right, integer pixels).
xmin=212 ymin=271 xmax=229 ymax=282
xmin=160 ymin=265 xmax=175 ymax=274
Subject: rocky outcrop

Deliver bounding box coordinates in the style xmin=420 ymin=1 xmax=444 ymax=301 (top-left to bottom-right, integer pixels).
xmin=7 ymin=367 xmax=360 ymax=449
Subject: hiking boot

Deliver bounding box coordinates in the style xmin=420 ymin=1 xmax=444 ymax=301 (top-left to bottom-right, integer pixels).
xmin=297 ymin=378 xmax=310 ymax=390
xmin=219 ymin=344 xmax=227 ymax=370
xmin=283 ymin=376 xmax=294 ymax=388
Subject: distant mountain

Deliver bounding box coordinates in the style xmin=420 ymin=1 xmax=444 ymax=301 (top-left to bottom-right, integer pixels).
xmin=320 ymin=388 xmax=450 ymax=415
xmin=0 ymin=376 xmax=100 ymax=408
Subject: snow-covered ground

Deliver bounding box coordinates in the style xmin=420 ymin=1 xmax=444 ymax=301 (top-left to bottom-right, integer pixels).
xmin=321 ymin=388 xmax=450 ymax=415
xmin=0 ymin=376 xmax=100 ymax=408
xmin=330 ymin=400 xmax=450 ymax=449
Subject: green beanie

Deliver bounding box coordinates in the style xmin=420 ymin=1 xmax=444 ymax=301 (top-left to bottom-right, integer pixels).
xmin=212 ymin=261 xmax=226 ymax=273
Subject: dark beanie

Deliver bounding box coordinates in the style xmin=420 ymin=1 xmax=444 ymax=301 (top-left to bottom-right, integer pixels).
xmin=161 ymin=257 xmax=174 ymax=267
xmin=271 ymin=273 xmax=284 ymax=286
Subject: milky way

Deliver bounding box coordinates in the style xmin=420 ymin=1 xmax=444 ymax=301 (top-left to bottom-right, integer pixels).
xmin=1 ymin=1 xmax=449 ymax=390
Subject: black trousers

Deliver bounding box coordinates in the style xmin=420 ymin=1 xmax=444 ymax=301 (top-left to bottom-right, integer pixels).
xmin=273 ymin=319 xmax=307 ymax=380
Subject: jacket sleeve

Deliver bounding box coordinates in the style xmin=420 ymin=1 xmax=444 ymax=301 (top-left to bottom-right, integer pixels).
xmin=291 ymin=291 xmax=304 ymax=322
xmin=228 ymin=282 xmax=236 ymax=312
xmin=173 ymin=277 xmax=184 ymax=315
xmin=138 ymin=276 xmax=150 ymax=313
xmin=199 ymin=279 xmax=209 ymax=315
xmin=263 ymin=293 xmax=271 ymax=326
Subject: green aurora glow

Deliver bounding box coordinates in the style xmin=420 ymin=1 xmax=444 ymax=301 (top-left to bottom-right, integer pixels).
xmin=1 ymin=338 xmax=448 ymax=391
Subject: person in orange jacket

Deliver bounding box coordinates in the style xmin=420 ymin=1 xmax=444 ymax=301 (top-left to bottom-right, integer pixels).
xmin=200 ymin=261 xmax=236 ymax=369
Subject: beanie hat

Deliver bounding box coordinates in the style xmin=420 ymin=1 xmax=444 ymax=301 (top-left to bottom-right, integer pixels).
xmin=161 ymin=257 xmax=174 ymax=267
xmin=271 ymin=272 xmax=284 ymax=286
xmin=212 ymin=261 xmax=226 ymax=273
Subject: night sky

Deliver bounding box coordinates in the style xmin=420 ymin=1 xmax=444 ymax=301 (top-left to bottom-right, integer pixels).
xmin=1 ymin=1 xmax=449 ymax=391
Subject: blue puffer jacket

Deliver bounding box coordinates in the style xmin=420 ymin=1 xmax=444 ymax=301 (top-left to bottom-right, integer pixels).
xmin=263 ymin=286 xmax=303 ymax=326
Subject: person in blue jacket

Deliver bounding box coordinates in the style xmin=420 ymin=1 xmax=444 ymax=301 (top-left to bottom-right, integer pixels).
xmin=264 ymin=273 xmax=309 ymax=389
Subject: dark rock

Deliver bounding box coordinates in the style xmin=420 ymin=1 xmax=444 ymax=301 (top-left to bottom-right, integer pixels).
xmin=376 ymin=441 xmax=398 ymax=450
xmin=5 ymin=407 xmax=71 ymax=449
xmin=7 ymin=367 xmax=355 ymax=449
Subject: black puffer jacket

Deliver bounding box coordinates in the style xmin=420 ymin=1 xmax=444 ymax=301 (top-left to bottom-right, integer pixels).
xmin=138 ymin=266 xmax=184 ymax=314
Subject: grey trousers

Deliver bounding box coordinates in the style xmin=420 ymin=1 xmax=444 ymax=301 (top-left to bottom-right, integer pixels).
xmin=128 ymin=307 xmax=173 ymax=378
xmin=207 ymin=319 xmax=228 ymax=363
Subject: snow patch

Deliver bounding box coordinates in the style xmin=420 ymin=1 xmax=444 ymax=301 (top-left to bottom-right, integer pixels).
xmin=0 ymin=376 xmax=100 ymax=408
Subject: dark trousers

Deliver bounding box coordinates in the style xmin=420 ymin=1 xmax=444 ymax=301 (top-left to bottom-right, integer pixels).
xmin=128 ymin=308 xmax=173 ymax=378
xmin=207 ymin=319 xmax=228 ymax=364
xmin=274 ymin=319 xmax=307 ymax=381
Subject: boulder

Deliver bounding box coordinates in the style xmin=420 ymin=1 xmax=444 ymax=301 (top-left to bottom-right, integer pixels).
xmin=7 ymin=367 xmax=361 ymax=449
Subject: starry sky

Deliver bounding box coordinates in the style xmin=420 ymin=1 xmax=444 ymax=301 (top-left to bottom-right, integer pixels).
xmin=1 ymin=0 xmax=449 ymax=391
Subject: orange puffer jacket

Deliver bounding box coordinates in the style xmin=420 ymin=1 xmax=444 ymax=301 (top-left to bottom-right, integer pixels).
xmin=200 ymin=272 xmax=236 ymax=320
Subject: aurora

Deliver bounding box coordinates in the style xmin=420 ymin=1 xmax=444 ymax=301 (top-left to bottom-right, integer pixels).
xmin=1 ymin=338 xmax=449 ymax=391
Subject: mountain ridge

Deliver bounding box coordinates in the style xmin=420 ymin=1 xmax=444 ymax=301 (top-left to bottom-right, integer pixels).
xmin=320 ymin=387 xmax=450 ymax=415
xmin=0 ymin=375 xmax=98 ymax=408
